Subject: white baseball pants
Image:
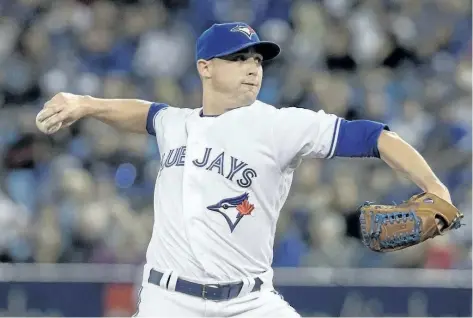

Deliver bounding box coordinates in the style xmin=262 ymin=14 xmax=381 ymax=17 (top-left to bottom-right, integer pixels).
xmin=133 ymin=281 xmax=300 ymax=317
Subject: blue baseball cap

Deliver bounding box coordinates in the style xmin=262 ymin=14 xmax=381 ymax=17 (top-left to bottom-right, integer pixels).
xmin=196 ymin=22 xmax=281 ymax=62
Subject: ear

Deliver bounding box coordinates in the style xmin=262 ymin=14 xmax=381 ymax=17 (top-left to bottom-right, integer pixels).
xmin=197 ymin=59 xmax=212 ymax=79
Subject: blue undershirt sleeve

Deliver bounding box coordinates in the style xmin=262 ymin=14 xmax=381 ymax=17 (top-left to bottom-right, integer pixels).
xmin=333 ymin=119 xmax=390 ymax=158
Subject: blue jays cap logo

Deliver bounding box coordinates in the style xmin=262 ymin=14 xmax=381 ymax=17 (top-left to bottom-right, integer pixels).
xmin=230 ymin=25 xmax=256 ymax=39
xmin=207 ymin=193 xmax=255 ymax=232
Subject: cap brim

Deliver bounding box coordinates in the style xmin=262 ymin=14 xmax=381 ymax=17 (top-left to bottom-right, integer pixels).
xmin=214 ymin=41 xmax=281 ymax=61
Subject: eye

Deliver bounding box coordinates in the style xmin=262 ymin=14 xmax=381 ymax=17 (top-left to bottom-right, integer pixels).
xmin=233 ymin=55 xmax=247 ymax=62
xmin=254 ymin=56 xmax=263 ymax=64
xmin=222 ymin=204 xmax=229 ymax=209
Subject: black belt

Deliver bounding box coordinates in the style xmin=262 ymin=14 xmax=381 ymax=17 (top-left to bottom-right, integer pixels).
xmin=148 ymin=269 xmax=263 ymax=301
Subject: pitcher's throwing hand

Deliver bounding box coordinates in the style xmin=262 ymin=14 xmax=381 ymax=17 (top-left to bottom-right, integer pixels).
xmin=36 ymin=92 xmax=85 ymax=133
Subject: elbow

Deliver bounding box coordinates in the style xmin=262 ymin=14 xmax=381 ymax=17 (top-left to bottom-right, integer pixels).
xmin=377 ymin=130 xmax=401 ymax=157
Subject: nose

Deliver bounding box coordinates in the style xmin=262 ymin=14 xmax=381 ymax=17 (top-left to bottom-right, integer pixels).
xmin=246 ymin=58 xmax=260 ymax=75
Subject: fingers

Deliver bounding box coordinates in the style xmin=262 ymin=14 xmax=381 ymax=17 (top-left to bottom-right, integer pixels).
xmin=38 ymin=93 xmax=68 ymax=123
xmin=435 ymin=217 xmax=446 ymax=231
xmin=36 ymin=111 xmax=62 ymax=134
xmin=46 ymin=111 xmax=67 ymax=128
xmin=38 ymin=93 xmax=79 ymax=132
xmin=36 ymin=106 xmax=60 ymax=122
xmin=37 ymin=99 xmax=66 ymax=134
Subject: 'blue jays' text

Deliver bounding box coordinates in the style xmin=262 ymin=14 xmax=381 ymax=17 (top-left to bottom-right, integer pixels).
xmin=159 ymin=146 xmax=257 ymax=188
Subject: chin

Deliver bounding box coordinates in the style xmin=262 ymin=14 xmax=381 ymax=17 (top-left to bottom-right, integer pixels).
xmin=239 ymin=92 xmax=258 ymax=106
xmin=240 ymin=97 xmax=257 ymax=106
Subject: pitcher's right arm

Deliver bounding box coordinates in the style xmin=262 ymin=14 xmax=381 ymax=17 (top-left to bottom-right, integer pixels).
xmin=36 ymin=92 xmax=166 ymax=135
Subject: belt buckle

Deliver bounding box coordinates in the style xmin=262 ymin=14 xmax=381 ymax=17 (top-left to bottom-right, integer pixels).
xmin=201 ymin=284 xmax=220 ymax=300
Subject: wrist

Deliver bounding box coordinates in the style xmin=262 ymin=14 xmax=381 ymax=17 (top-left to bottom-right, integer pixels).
xmin=425 ymin=182 xmax=451 ymax=203
xmin=80 ymin=95 xmax=98 ymax=117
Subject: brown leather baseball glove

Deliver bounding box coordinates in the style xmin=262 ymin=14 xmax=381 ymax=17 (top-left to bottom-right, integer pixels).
xmin=358 ymin=192 xmax=464 ymax=252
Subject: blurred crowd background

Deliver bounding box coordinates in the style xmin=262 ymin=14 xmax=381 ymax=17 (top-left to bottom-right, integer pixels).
xmin=0 ymin=0 xmax=471 ymax=270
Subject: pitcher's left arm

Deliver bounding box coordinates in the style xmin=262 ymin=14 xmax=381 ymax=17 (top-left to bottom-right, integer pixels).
xmin=377 ymin=130 xmax=451 ymax=204
xmin=333 ymin=119 xmax=450 ymax=203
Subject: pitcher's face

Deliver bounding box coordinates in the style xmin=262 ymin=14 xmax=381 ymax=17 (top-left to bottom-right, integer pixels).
xmin=210 ymin=48 xmax=263 ymax=106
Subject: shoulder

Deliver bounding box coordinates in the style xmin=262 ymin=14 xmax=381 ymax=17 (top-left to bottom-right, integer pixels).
xmin=150 ymin=104 xmax=197 ymax=137
xmin=249 ymin=100 xmax=332 ymax=121
xmin=149 ymin=103 xmax=197 ymax=134
xmin=155 ymin=103 xmax=197 ymax=120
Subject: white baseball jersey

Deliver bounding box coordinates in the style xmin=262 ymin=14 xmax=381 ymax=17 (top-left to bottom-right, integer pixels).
xmin=142 ymin=100 xmax=340 ymax=286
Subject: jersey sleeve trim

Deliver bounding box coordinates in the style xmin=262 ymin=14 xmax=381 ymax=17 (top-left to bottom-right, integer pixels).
xmin=325 ymin=117 xmax=341 ymax=159
xmin=146 ymin=103 xmax=168 ymax=136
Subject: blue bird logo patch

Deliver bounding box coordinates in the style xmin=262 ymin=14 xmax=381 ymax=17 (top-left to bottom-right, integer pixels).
xmin=207 ymin=193 xmax=255 ymax=232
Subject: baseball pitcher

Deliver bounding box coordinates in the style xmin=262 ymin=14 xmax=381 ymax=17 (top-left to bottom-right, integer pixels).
xmin=36 ymin=22 xmax=463 ymax=317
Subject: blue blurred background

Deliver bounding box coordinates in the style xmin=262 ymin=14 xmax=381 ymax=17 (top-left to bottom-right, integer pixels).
xmin=0 ymin=0 xmax=471 ymax=316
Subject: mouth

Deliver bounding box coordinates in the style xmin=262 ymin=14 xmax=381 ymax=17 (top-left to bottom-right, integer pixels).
xmin=242 ymin=82 xmax=258 ymax=87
